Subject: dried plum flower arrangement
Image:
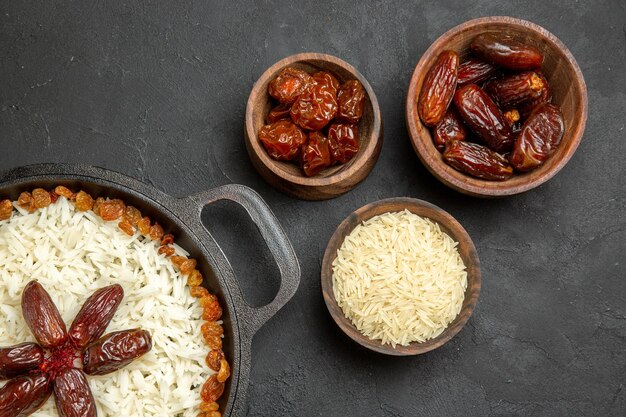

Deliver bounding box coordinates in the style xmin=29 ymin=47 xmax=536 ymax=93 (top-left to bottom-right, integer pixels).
xmin=0 ymin=280 xmax=152 ymax=417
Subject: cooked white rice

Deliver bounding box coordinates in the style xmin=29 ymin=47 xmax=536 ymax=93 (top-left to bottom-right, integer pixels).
xmin=0 ymin=197 xmax=214 ymax=416
xmin=332 ymin=210 xmax=467 ymax=347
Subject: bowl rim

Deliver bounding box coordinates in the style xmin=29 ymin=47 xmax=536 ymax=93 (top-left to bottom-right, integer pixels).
xmin=245 ymin=52 xmax=382 ymax=187
xmin=405 ymin=16 xmax=589 ymax=197
xmin=320 ymin=197 xmax=481 ymax=356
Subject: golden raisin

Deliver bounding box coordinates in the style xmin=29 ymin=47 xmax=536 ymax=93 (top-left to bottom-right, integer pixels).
xmin=125 ymin=206 xmax=142 ymax=226
xmin=92 ymin=197 xmax=105 ymax=216
xmin=202 ymin=321 xmax=224 ymax=339
xmin=75 ymin=191 xmax=95 ymax=211
xmin=205 ymin=349 xmax=224 ymax=371
xmin=32 ymin=188 xmax=51 ymax=209
xmin=17 ymin=192 xmax=32 ymax=208
xmin=0 ymin=200 xmax=13 ymax=220
xmin=99 ymin=199 xmax=125 ymax=221
xmin=190 ymin=286 xmax=209 ymax=298
xmin=137 ymin=216 xmax=151 ymax=235
xmin=217 ymin=359 xmax=230 ymax=383
xmin=205 ymin=334 xmax=223 ymax=350
xmin=54 ymin=186 xmax=74 ymax=199
xmin=207 ymin=412 xmax=221 ymax=417
xmin=199 ymin=402 xmax=219 ymax=412
xmin=158 ymin=246 xmax=175 ymax=257
xmin=187 ymin=270 xmax=203 ymax=286
xmin=119 ymin=219 xmax=134 ymax=236
xmin=161 ymin=234 xmax=174 ymax=245
xmin=170 ymin=255 xmax=187 ymax=268
xmin=180 ymin=258 xmax=198 ymax=276
xmin=149 ymin=223 xmax=164 ymax=241
xmin=202 ymin=300 xmax=223 ymax=322
xmin=201 ymin=375 xmax=225 ymax=403
xmin=199 ymin=294 xmax=217 ymax=307
xmin=49 ymin=191 xmax=59 ymax=204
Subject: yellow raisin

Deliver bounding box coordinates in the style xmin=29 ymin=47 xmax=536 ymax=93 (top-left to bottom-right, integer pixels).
xmin=125 ymin=206 xmax=142 ymax=226
xmin=158 ymin=245 xmax=175 ymax=257
xmin=180 ymin=258 xmax=198 ymax=276
xmin=170 ymin=255 xmax=187 ymax=268
xmin=199 ymin=402 xmax=219 ymax=412
xmin=205 ymin=334 xmax=223 ymax=350
xmin=75 ymin=191 xmax=95 ymax=211
xmin=161 ymin=234 xmax=174 ymax=245
xmin=187 ymin=270 xmax=203 ymax=286
xmin=118 ymin=219 xmax=134 ymax=236
xmin=54 ymin=186 xmax=74 ymax=199
xmin=190 ymin=286 xmax=209 ymax=298
xmin=217 ymin=359 xmax=230 ymax=383
xmin=137 ymin=216 xmax=151 ymax=235
xmin=205 ymin=349 xmax=224 ymax=372
xmin=17 ymin=192 xmax=32 ymax=208
xmin=149 ymin=223 xmax=164 ymax=241
xmin=201 ymin=375 xmax=224 ymax=403
xmin=92 ymin=197 xmax=105 ymax=216
xmin=207 ymin=412 xmax=221 ymax=417
xmin=0 ymin=200 xmax=13 ymax=220
xmin=201 ymin=322 xmax=223 ymax=339
xmin=32 ymin=188 xmax=51 ymax=209
xmin=99 ymin=199 xmax=126 ymax=221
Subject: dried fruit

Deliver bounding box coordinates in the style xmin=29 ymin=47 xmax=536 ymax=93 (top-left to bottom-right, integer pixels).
xmin=161 ymin=234 xmax=174 ymax=246
xmin=453 ymin=84 xmax=513 ymax=153
xmin=443 ymin=140 xmax=514 ymax=181
xmin=137 ymin=216 xmax=151 ymax=235
xmin=302 ymin=131 xmax=332 ymax=176
xmin=54 ymin=186 xmax=74 ymax=199
xmin=170 ymin=255 xmax=187 ymax=268
xmin=268 ymin=67 xmax=314 ymax=104
xmin=200 ymin=401 xmax=220 ymax=412
xmin=312 ymin=71 xmax=340 ymax=94
xmin=328 ymin=123 xmax=359 ymax=164
xmin=266 ymin=103 xmax=292 ymax=124
xmin=118 ymin=219 xmax=134 ymax=236
xmin=503 ymin=109 xmax=521 ymax=126
xmin=205 ymin=349 xmax=225 ymax=372
xmin=188 ymin=270 xmax=203 ymax=286
xmin=124 ymin=206 xmax=142 ymax=226
xmin=0 ymin=372 xmax=51 ymax=417
xmin=17 ymin=192 xmax=32 ymax=209
xmin=201 ymin=375 xmax=225 ymax=403
xmin=433 ymin=109 xmax=467 ymax=151
xmin=337 ymin=80 xmax=365 ymax=123
xmin=485 ymin=71 xmax=545 ymax=108
xmin=82 ymin=329 xmax=153 ymax=376
xmin=470 ymin=33 xmax=543 ymax=70
xmin=32 ymin=188 xmax=52 ymax=209
xmin=202 ymin=322 xmax=224 ymax=339
xmin=149 ymin=223 xmax=164 ymax=241
xmin=53 ymin=368 xmax=96 ymax=417
xmin=190 ymin=286 xmax=209 ymax=298
xmin=217 ymin=358 xmax=230 ymax=383
xmin=21 ymin=281 xmax=68 ymax=349
xmin=418 ymin=50 xmax=459 ymax=126
xmin=0 ymin=343 xmax=45 ymax=380
xmin=204 ymin=335 xmax=223 ymax=351
xmin=510 ymin=103 xmax=564 ymax=172
xmin=99 ymin=199 xmax=125 ymax=221
xmin=518 ymin=73 xmax=552 ymax=117
xmin=74 ymin=191 xmax=95 ymax=212
xmin=202 ymin=297 xmax=223 ymax=322
xmin=457 ymin=58 xmax=497 ymax=86
xmin=49 ymin=192 xmax=59 ymax=204
xmin=0 ymin=200 xmax=13 ymax=221
xmin=92 ymin=197 xmax=105 ymax=216
xmin=69 ymin=284 xmax=124 ymax=349
xmin=158 ymin=245 xmax=175 ymax=257
xmin=290 ymin=77 xmax=338 ymax=131
xmin=259 ymin=120 xmax=307 ymax=161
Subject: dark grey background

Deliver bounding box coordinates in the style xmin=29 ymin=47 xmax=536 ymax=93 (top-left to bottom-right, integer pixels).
xmin=1 ymin=1 xmax=625 ymax=416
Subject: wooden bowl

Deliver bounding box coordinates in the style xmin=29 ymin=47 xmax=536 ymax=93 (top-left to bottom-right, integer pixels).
xmin=321 ymin=198 xmax=481 ymax=355
xmin=406 ymin=16 xmax=588 ymax=197
xmin=245 ymin=53 xmax=383 ymax=200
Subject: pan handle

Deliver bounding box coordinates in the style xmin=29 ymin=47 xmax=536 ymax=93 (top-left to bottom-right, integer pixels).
xmin=189 ymin=184 xmax=300 ymax=337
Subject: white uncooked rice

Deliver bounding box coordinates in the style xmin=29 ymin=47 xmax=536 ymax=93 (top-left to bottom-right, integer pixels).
xmin=332 ymin=210 xmax=467 ymax=347
xmin=0 ymin=197 xmax=214 ymax=416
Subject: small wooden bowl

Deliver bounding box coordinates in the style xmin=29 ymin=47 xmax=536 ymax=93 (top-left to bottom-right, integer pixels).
xmin=406 ymin=16 xmax=588 ymax=197
xmin=245 ymin=53 xmax=383 ymax=200
xmin=321 ymin=198 xmax=481 ymax=355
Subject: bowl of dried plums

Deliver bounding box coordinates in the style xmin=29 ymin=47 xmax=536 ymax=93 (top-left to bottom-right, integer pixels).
xmin=406 ymin=16 xmax=588 ymax=197
xmin=245 ymin=53 xmax=383 ymax=200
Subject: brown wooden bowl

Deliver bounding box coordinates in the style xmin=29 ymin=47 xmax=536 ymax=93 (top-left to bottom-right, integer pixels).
xmin=245 ymin=53 xmax=383 ymax=200
xmin=321 ymin=197 xmax=481 ymax=355
xmin=406 ymin=16 xmax=588 ymax=197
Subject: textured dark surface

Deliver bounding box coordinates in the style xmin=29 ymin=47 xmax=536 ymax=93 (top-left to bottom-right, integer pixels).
xmin=1 ymin=1 xmax=625 ymax=416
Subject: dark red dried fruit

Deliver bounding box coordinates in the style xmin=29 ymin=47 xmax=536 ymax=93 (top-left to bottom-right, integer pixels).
xmin=418 ymin=50 xmax=459 ymax=126
xmin=328 ymin=123 xmax=360 ymax=164
xmin=0 ymin=372 xmax=51 ymax=417
xmin=290 ymin=77 xmax=338 ymax=131
xmin=470 ymin=33 xmax=543 ymax=70
xmin=266 ymin=104 xmax=292 ymax=124
xmin=82 ymin=329 xmax=153 ymax=376
xmin=337 ymin=80 xmax=365 ymax=123
xmin=312 ymin=71 xmax=340 ymax=94
xmin=0 ymin=200 xmax=12 ymax=221
xmin=201 ymin=374 xmax=225 ymax=403
xmin=259 ymin=120 xmax=307 ymax=161
xmin=69 ymin=284 xmax=124 ymax=349
xmin=99 ymin=199 xmax=125 ymax=221
xmin=302 ymin=131 xmax=332 ymax=177
xmin=518 ymin=73 xmax=552 ymax=117
xmin=457 ymin=58 xmax=498 ymax=86
xmin=433 ymin=108 xmax=467 ymax=151
xmin=268 ymin=67 xmax=314 ymax=104
xmin=0 ymin=343 xmax=45 ymax=380
xmin=453 ymin=84 xmax=514 ymax=153
xmin=510 ymin=103 xmax=564 ymax=172
xmin=485 ymin=71 xmax=545 ymax=108
xmin=21 ymin=281 xmax=67 ymax=349
xmin=443 ymin=140 xmax=514 ymax=181
xmin=53 ymin=368 xmax=96 ymax=417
